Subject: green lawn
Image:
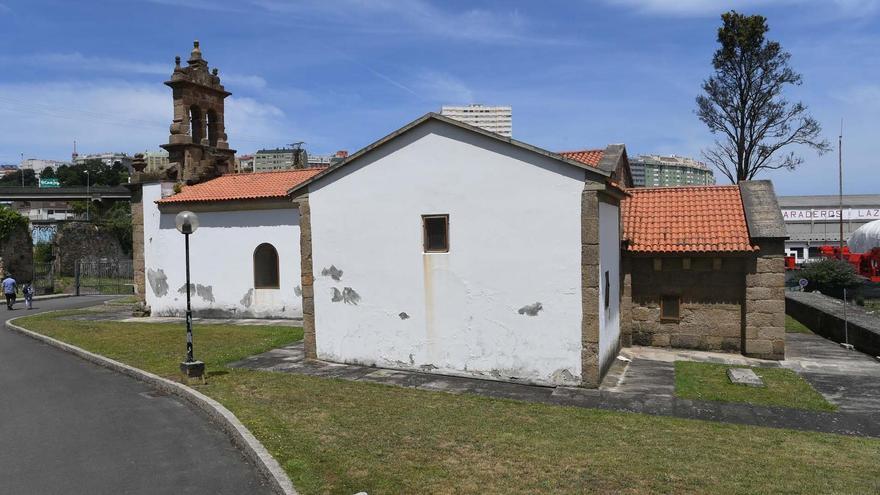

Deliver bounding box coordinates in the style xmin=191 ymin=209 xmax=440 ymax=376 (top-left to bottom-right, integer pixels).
xmin=675 ymin=361 xmax=835 ymax=412
xmin=16 ymin=310 xmax=880 ymax=494
xmin=785 ymin=314 xmax=813 ymax=334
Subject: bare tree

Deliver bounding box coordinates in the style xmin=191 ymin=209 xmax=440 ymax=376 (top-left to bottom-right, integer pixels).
xmin=696 ymin=11 xmax=830 ymax=183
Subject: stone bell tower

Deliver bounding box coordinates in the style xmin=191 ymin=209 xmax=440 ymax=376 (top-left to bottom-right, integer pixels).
xmin=161 ymin=40 xmax=236 ymax=184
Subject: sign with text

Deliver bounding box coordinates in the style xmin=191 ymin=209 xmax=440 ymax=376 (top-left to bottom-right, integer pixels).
xmin=38 ymin=178 xmax=60 ymax=188
xmin=782 ymin=208 xmax=880 ymax=222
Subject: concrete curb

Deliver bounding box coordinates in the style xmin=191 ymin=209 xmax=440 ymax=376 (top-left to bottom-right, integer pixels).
xmin=5 ymin=315 xmax=298 ymax=495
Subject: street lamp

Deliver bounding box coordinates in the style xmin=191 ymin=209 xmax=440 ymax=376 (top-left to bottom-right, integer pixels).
xmin=175 ymin=210 xmax=204 ymax=379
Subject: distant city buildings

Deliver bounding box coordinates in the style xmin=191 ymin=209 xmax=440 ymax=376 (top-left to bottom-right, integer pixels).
xmin=236 ymin=154 xmax=254 ymax=173
xmin=21 ymin=158 xmax=68 ymax=175
xmin=629 ymin=154 xmax=715 ymax=187
xmin=143 ymin=150 xmax=169 ymax=174
xmin=74 ymin=152 xmax=132 ymax=171
xmin=252 ymin=148 xmax=347 ymax=172
xmin=440 ymin=104 xmax=512 ymax=137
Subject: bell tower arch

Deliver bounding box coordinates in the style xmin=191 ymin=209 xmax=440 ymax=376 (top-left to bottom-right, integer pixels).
xmin=161 ymin=40 xmax=236 ymax=184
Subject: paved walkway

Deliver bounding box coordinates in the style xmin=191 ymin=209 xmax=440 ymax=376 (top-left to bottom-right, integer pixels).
xmin=230 ymin=335 xmax=880 ymax=438
xmin=0 ymin=296 xmax=272 ymax=494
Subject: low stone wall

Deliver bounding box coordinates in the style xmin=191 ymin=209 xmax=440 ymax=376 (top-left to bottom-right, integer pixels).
xmin=786 ymin=291 xmax=880 ymax=357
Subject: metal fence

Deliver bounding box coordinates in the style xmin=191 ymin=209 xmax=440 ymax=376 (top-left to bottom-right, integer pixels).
xmin=75 ymin=258 xmax=135 ymax=295
xmin=32 ymin=262 xmax=55 ymax=296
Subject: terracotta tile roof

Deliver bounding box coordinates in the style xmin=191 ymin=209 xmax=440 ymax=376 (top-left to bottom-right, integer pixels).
xmin=157 ymin=168 xmax=325 ymax=204
xmin=559 ymin=149 xmax=605 ymax=167
xmin=622 ymin=185 xmax=758 ymax=253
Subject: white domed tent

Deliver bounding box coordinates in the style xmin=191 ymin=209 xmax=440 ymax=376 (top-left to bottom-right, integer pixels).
xmin=848 ymin=219 xmax=880 ymax=253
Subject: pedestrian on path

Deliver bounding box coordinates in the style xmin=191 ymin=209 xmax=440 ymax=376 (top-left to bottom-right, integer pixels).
xmin=22 ymin=282 xmax=34 ymax=310
xmin=3 ymin=273 xmax=17 ymax=310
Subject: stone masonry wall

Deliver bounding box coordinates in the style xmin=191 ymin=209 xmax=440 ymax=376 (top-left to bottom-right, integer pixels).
xmin=628 ymin=256 xmax=745 ymax=352
xmin=0 ymin=223 xmax=33 ymax=282
xmin=743 ymin=240 xmax=786 ymax=360
xmin=131 ymin=186 xmax=146 ymax=300
xmin=55 ymin=222 xmax=126 ymax=276
xmin=298 ymin=196 xmax=316 ymax=359
xmin=581 ymin=187 xmax=601 ymax=387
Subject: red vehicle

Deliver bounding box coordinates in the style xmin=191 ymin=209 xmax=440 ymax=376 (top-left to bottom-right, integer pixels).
xmin=817 ymin=245 xmax=880 ymax=282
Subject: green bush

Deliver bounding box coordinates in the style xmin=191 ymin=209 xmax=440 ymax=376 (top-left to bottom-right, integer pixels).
xmin=34 ymin=242 xmax=54 ymax=263
xmin=798 ymin=258 xmax=862 ymax=298
xmin=0 ymin=206 xmax=29 ymax=242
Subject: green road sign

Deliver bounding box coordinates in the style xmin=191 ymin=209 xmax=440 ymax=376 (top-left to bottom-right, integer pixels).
xmin=39 ymin=178 xmax=60 ymax=188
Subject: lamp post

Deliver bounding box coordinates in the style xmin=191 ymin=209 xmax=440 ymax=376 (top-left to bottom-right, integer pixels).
xmin=175 ymin=210 xmax=204 ymax=379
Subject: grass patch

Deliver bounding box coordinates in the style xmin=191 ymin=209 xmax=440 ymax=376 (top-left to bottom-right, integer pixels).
xmin=16 ymin=310 xmax=880 ymax=494
xmin=785 ymin=314 xmax=813 ymax=333
xmin=17 ymin=311 xmax=300 ymax=378
xmin=106 ymin=295 xmax=140 ymax=305
xmin=675 ymin=361 xmax=835 ymax=412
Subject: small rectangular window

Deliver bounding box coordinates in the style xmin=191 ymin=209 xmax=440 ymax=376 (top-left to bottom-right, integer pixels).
xmin=604 ymin=271 xmax=611 ymax=309
xmin=661 ymin=295 xmax=680 ymax=322
xmin=423 ymin=215 xmax=449 ymax=252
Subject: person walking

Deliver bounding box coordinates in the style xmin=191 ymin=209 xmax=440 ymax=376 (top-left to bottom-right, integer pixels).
xmin=22 ymin=282 xmax=34 ymax=310
xmin=2 ymin=273 xmax=17 ymax=310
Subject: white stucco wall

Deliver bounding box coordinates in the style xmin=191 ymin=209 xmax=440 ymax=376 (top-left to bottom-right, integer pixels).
xmin=598 ymin=201 xmax=621 ymax=374
xmin=307 ymin=120 xmax=591 ymax=385
xmin=141 ymin=182 xmax=303 ymax=319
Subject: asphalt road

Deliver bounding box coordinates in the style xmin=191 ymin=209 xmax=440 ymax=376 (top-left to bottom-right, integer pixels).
xmin=0 ymin=296 xmax=272 ymax=494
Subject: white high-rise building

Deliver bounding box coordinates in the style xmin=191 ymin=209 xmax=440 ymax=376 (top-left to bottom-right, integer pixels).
xmin=440 ymin=104 xmax=512 ymax=137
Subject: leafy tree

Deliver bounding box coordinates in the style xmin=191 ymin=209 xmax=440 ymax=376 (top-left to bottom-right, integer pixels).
xmin=40 ymin=167 xmax=56 ymax=179
xmin=55 ymin=159 xmax=129 ymax=187
xmin=696 ymin=11 xmax=830 ymax=183
xmin=798 ymin=258 xmax=862 ymax=298
xmin=0 ymin=169 xmax=37 ymax=187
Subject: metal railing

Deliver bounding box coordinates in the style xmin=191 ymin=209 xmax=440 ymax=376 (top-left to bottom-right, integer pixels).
xmin=75 ymin=258 xmax=135 ymax=295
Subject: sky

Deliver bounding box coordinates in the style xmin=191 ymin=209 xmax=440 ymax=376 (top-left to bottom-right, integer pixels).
xmin=0 ymin=0 xmax=878 ymax=195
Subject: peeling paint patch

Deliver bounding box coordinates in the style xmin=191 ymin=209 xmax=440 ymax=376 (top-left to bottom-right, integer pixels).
xmin=321 ymin=265 xmax=343 ymax=281
xmin=398 ymin=312 xmax=409 ymax=320
xmin=147 ymin=268 xmax=169 ymax=297
xmin=551 ymin=368 xmax=576 ymax=383
xmin=331 ymin=287 xmax=343 ymax=302
xmin=196 ymin=284 xmax=214 ymax=302
xmin=240 ymin=289 xmax=254 ymax=307
xmin=294 ymin=285 xmax=302 ymax=297
xmin=420 ymin=363 xmax=438 ymax=371
xmin=518 ymin=302 xmax=543 ymax=316
xmin=176 ymin=283 xmax=215 ymax=303
xmin=342 ymin=287 xmax=360 ymax=305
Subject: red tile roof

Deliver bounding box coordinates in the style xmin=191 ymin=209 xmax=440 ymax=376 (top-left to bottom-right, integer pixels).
xmin=559 ymin=149 xmax=604 ymax=167
xmin=157 ymin=168 xmax=324 ymax=204
xmin=622 ymin=185 xmax=757 ymax=253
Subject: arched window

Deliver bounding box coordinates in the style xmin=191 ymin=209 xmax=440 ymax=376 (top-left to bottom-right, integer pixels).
xmin=190 ymin=105 xmax=204 ymax=144
xmin=253 ymin=243 xmax=280 ymax=289
xmin=207 ymin=109 xmax=219 ymax=146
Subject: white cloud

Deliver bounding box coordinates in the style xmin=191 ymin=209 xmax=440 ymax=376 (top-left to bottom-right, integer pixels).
xmin=245 ymin=0 xmax=540 ymax=44
xmin=601 ymin=0 xmax=878 ymax=17
xmin=0 ymin=53 xmax=267 ymax=90
xmin=411 ymin=71 xmax=475 ymax=104
xmin=0 ymin=82 xmax=287 ymax=163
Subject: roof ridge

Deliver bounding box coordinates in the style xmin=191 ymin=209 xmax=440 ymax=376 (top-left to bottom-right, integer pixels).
xmin=219 ymin=167 xmax=328 ymax=177
xmin=630 ymin=185 xmax=738 ymax=192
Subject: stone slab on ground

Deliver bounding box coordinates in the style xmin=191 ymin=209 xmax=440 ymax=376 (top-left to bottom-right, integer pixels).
xmin=727 ymin=367 xmax=765 ymax=387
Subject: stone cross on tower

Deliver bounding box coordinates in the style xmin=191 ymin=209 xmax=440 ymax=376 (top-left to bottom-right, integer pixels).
xmin=161 ymin=40 xmax=236 ymax=184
